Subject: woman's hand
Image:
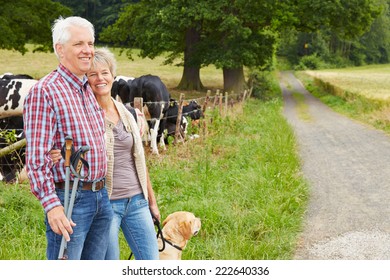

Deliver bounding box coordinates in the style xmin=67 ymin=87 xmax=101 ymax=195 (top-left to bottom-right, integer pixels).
xmin=49 ymin=149 xmax=62 ymax=164
xmin=149 ymin=202 xmax=161 ymax=223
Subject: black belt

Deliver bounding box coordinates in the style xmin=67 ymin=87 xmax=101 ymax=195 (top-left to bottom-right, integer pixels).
xmin=55 ymin=179 xmax=105 ymax=192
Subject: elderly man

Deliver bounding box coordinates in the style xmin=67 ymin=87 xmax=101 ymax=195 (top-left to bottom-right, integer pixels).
xmin=23 ymin=16 xmax=113 ymax=260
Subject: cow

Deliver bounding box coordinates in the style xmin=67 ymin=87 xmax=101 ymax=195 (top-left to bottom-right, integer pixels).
xmin=182 ymin=99 xmax=204 ymax=120
xmin=0 ymin=115 xmax=25 ymax=183
xmin=112 ymin=74 xmax=171 ymax=154
xmin=165 ymin=105 xmax=188 ymax=142
xmin=0 ymin=74 xmax=35 ymax=182
xmin=0 ymin=78 xmax=38 ymax=118
xmin=165 ymin=99 xmax=203 ymax=142
xmin=1 ymin=73 xmax=34 ymax=80
xmin=111 ymin=75 xmax=134 ymax=103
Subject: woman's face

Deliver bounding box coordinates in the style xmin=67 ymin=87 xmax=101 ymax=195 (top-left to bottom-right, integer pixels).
xmin=87 ymin=62 xmax=113 ymax=98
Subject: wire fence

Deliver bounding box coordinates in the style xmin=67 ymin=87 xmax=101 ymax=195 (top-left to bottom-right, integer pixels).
xmin=0 ymin=87 xmax=253 ymax=179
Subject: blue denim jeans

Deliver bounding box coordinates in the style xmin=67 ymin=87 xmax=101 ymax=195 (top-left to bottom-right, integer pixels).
xmin=46 ymin=187 xmax=113 ymax=260
xmin=105 ymin=193 xmax=159 ymax=260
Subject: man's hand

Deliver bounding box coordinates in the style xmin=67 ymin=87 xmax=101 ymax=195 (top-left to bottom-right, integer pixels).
xmin=47 ymin=206 xmax=76 ymax=241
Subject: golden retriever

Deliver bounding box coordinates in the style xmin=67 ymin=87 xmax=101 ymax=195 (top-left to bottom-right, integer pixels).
xmin=158 ymin=211 xmax=201 ymax=260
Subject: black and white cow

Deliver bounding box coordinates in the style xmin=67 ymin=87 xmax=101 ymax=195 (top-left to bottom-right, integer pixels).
xmin=1 ymin=74 xmax=34 ymax=80
xmin=0 ymin=78 xmax=38 ymax=118
xmin=182 ymin=99 xmax=204 ymax=120
xmin=112 ymin=74 xmax=171 ymax=154
xmin=166 ymin=99 xmax=203 ymax=141
xmin=0 ymin=74 xmax=36 ymax=182
xmin=111 ymin=75 xmax=134 ymax=103
xmin=165 ymin=99 xmax=187 ymax=141
xmin=0 ymin=115 xmax=25 ymax=182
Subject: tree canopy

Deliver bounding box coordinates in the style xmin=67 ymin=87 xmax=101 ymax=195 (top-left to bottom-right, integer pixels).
xmin=0 ymin=0 xmax=386 ymax=91
xmin=53 ymin=0 xmax=133 ymax=41
xmin=100 ymin=0 xmax=383 ymax=91
xmin=279 ymin=0 xmax=386 ymax=68
xmin=0 ymin=0 xmax=71 ymax=54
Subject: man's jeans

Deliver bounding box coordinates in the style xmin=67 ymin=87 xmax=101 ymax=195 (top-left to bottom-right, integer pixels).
xmin=105 ymin=193 xmax=159 ymax=260
xmin=46 ymin=187 xmax=113 ymax=260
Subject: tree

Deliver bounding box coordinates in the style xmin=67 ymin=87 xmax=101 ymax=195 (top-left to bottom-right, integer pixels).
xmin=358 ymin=0 xmax=390 ymax=64
xmin=0 ymin=0 xmax=71 ymax=54
xmin=54 ymin=0 xmax=133 ymax=43
xmin=101 ymin=1 xmax=284 ymax=92
xmin=100 ymin=1 xmax=208 ymax=91
xmin=279 ymin=0 xmax=384 ymax=68
xmin=101 ymin=0 xmax=383 ymax=92
xmin=198 ymin=0 xmax=286 ymax=93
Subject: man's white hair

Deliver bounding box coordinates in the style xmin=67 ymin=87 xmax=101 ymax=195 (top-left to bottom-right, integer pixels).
xmin=52 ymin=16 xmax=95 ymax=59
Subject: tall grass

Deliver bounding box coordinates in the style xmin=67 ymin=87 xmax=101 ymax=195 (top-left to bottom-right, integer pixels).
xmin=0 ymin=184 xmax=46 ymax=259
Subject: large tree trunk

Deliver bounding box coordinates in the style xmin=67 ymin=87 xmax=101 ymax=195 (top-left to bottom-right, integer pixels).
xmin=177 ymin=66 xmax=203 ymax=91
xmin=223 ymin=66 xmax=245 ymax=94
xmin=177 ymin=27 xmax=204 ymax=91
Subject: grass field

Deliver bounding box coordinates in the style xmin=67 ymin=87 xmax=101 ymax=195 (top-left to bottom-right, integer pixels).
xmin=304 ymin=65 xmax=390 ymax=101
xmin=0 ymin=45 xmax=223 ymax=97
xmin=297 ymin=65 xmax=390 ymax=134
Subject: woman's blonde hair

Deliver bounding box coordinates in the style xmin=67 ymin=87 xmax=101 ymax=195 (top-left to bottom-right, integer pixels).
xmin=91 ymin=47 xmax=117 ymax=77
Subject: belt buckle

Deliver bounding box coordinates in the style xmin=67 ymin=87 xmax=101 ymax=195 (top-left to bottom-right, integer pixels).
xmin=91 ymin=181 xmax=98 ymax=192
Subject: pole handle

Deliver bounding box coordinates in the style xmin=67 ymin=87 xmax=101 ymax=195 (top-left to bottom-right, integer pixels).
xmin=64 ymin=136 xmax=73 ymax=168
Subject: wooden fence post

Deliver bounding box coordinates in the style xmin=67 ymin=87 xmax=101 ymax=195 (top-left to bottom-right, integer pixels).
xmin=174 ymin=93 xmax=185 ymax=145
xmin=219 ymin=92 xmax=223 ymax=116
xmin=133 ymin=97 xmax=143 ymax=112
xmin=242 ymin=89 xmax=247 ymax=102
xmin=224 ymin=92 xmax=229 ymax=117
xmin=229 ymin=92 xmax=234 ymax=108
xmin=247 ymin=86 xmax=253 ymax=99
xmin=213 ymin=89 xmax=220 ymax=110
xmin=133 ymin=97 xmax=149 ymax=147
xmin=203 ymin=90 xmax=210 ymax=114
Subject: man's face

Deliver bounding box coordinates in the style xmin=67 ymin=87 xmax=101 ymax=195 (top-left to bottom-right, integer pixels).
xmin=56 ymin=26 xmax=94 ymax=79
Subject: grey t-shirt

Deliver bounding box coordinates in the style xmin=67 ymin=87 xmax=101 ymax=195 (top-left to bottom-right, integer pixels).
xmin=110 ymin=119 xmax=143 ymax=200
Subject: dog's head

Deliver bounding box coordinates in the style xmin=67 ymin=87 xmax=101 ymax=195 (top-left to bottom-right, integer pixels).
xmin=162 ymin=211 xmax=201 ymax=241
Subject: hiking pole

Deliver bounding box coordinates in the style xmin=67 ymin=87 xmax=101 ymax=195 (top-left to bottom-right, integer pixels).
xmin=66 ymin=146 xmax=90 ymax=220
xmin=58 ymin=136 xmax=73 ymax=260
xmin=58 ymin=145 xmax=90 ymax=260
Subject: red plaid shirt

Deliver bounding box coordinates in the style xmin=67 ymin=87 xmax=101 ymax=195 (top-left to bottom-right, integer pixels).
xmin=23 ymin=64 xmax=107 ymax=213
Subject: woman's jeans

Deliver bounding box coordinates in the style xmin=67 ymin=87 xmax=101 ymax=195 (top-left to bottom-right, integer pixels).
xmin=46 ymin=187 xmax=113 ymax=260
xmin=105 ymin=193 xmax=159 ymax=260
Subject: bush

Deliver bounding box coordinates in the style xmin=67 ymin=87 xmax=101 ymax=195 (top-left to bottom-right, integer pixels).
xmin=294 ymin=54 xmax=324 ymax=70
xmin=247 ymin=70 xmax=280 ymax=100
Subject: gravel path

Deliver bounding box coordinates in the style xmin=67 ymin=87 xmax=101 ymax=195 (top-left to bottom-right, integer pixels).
xmin=279 ymin=71 xmax=390 ymax=260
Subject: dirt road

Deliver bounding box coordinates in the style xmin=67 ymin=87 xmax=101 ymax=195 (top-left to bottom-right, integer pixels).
xmin=279 ymin=71 xmax=390 ymax=259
